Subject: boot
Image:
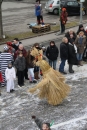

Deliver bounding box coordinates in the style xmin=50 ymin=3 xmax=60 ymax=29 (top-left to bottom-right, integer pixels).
xmin=34 ymin=72 xmax=40 ymax=80
xmin=69 ymin=64 xmax=74 ymax=73
xmin=79 ymin=61 xmax=83 ymax=66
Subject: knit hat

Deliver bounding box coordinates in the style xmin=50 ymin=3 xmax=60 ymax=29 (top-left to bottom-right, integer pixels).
xmin=4 ymin=46 xmax=9 ymax=51
xmin=6 ymin=41 xmax=12 ymax=46
xmin=79 ymin=24 xmax=83 ymax=29
xmin=8 ymin=61 xmax=12 ymax=66
xmin=62 ymin=8 xmax=66 ymax=11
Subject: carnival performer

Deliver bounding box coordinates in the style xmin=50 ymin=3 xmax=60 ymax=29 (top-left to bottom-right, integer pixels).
xmin=5 ymin=62 xmax=16 ymax=93
xmin=29 ymin=47 xmax=70 ymax=106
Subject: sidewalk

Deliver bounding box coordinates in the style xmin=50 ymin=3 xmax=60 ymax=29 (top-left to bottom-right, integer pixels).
xmin=0 ymin=22 xmax=87 ymax=51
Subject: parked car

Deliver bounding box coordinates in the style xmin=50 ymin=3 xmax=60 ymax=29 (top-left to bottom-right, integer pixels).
xmin=45 ymin=0 xmax=60 ymax=15
xmin=45 ymin=0 xmax=86 ymax=15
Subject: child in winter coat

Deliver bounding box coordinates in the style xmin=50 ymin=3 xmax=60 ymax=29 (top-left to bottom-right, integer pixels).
xmin=14 ymin=51 xmax=26 ymax=87
xmin=5 ymin=61 xmax=16 ymax=93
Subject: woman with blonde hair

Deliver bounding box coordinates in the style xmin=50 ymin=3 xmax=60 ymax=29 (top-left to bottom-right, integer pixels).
xmin=75 ymin=31 xmax=87 ymax=66
xmin=59 ymin=37 xmax=68 ymax=74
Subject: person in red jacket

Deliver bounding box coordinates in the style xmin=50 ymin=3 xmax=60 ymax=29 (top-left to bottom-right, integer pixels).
xmin=60 ymin=8 xmax=68 ymax=33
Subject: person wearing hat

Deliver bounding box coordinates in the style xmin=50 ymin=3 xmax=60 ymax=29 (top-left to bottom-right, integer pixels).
xmin=6 ymin=41 xmax=15 ymax=56
xmin=77 ymin=24 xmax=87 ymax=36
xmin=5 ymin=61 xmax=16 ymax=93
xmin=60 ymin=8 xmax=68 ymax=33
xmin=0 ymin=46 xmax=13 ymax=87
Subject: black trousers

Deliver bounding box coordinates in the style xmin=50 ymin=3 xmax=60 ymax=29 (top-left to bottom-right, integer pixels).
xmin=17 ymin=70 xmax=24 ymax=86
xmin=61 ymin=22 xmax=65 ymax=33
xmin=37 ymin=16 xmax=41 ymax=24
xmin=24 ymin=68 xmax=28 ymax=79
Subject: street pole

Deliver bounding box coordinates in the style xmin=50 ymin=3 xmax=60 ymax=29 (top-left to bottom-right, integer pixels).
xmin=80 ymin=2 xmax=83 ymax=24
xmin=55 ymin=0 xmax=61 ymax=35
xmin=59 ymin=0 xmax=61 ymax=34
xmin=0 ymin=0 xmax=3 ymax=39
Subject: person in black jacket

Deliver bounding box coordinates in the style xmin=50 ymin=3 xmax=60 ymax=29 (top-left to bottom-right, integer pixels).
xmin=12 ymin=38 xmax=22 ymax=51
xmin=59 ymin=37 xmax=68 ymax=74
xmin=77 ymin=24 xmax=87 ymax=36
xmin=46 ymin=41 xmax=59 ymax=70
xmin=65 ymin=29 xmax=77 ymax=42
xmin=68 ymin=38 xmax=78 ymax=73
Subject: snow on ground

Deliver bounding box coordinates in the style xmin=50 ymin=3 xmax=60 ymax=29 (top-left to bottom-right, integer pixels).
xmin=0 ymin=62 xmax=87 ymax=130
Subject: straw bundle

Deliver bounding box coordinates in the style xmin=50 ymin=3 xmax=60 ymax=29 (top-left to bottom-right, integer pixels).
xmin=30 ymin=47 xmax=43 ymax=61
xmin=30 ymin=47 xmax=38 ymax=57
xmin=29 ymin=68 xmax=70 ymax=105
xmin=36 ymin=60 xmax=65 ymax=81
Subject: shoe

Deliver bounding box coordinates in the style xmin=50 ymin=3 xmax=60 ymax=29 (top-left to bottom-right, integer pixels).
xmin=29 ymin=81 xmax=33 ymax=83
xmin=69 ymin=70 xmax=74 ymax=73
xmin=10 ymin=89 xmax=15 ymax=92
xmin=33 ymin=80 xmax=37 ymax=83
xmin=18 ymin=85 xmax=21 ymax=88
xmin=59 ymin=70 xmax=67 ymax=74
xmin=62 ymin=71 xmax=67 ymax=74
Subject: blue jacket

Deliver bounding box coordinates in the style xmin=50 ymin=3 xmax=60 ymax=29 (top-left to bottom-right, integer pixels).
xmin=35 ymin=4 xmax=41 ymax=16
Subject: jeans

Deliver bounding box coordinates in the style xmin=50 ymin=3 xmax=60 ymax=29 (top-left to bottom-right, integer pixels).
xmin=77 ymin=53 xmax=83 ymax=61
xmin=59 ymin=59 xmax=66 ymax=72
xmin=28 ymin=68 xmax=34 ymax=81
xmin=49 ymin=59 xmax=57 ymax=70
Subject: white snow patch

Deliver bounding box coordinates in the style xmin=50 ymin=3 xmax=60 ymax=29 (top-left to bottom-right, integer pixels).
xmin=51 ymin=115 xmax=87 ymax=129
xmin=65 ymin=63 xmax=87 ymax=81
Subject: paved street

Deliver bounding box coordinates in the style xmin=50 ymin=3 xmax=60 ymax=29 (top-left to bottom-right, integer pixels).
xmin=2 ymin=1 xmax=87 ymax=35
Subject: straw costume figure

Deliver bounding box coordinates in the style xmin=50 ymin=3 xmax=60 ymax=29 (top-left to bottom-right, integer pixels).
xmin=29 ymin=47 xmax=70 ymax=106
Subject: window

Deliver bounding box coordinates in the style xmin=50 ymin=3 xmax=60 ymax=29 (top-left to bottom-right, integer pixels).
xmin=73 ymin=2 xmax=78 ymax=6
xmin=57 ymin=1 xmax=59 ymax=4
xmin=67 ymin=2 xmax=74 ymax=6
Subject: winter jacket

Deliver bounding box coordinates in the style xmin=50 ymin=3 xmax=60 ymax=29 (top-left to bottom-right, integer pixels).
xmin=60 ymin=42 xmax=68 ymax=60
xmin=14 ymin=48 xmax=27 ymax=60
xmin=5 ymin=67 xmax=16 ymax=80
xmin=65 ymin=32 xmax=77 ymax=41
xmin=60 ymin=11 xmax=68 ymax=24
xmin=68 ymin=43 xmax=78 ymax=65
xmin=46 ymin=45 xmax=59 ymax=61
xmin=35 ymin=4 xmax=41 ymax=16
xmin=12 ymin=42 xmax=22 ymax=51
xmin=75 ymin=35 xmax=87 ymax=54
xmin=14 ymin=56 xmax=26 ymax=71
xmin=26 ymin=55 xmax=35 ymax=68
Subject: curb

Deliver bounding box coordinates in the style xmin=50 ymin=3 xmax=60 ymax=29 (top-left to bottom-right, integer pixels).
xmin=0 ymin=21 xmax=87 ymax=45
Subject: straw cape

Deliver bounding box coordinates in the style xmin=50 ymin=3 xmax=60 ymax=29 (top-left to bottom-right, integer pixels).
xmin=29 ymin=50 xmax=70 ymax=105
